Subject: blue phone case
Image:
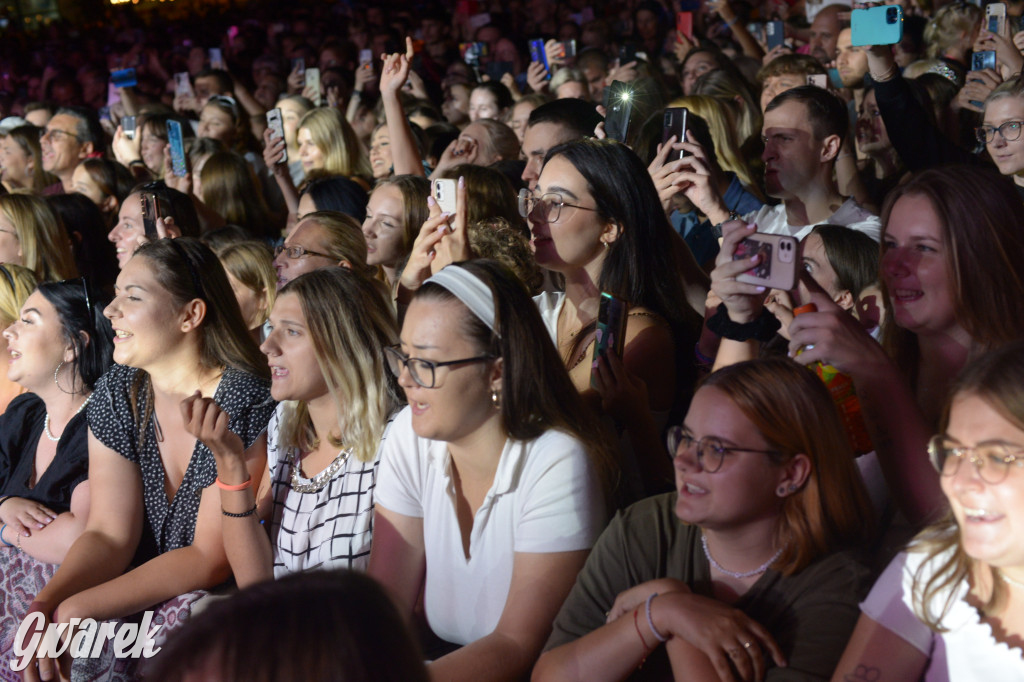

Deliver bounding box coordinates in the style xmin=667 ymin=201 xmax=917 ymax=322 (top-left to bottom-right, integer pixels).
xmin=110 ymin=68 xmax=137 ymax=89
xmin=529 ymin=39 xmax=550 ymax=76
xmin=851 ymin=5 xmax=904 ymax=47
xmin=167 ymin=120 xmax=188 ymax=178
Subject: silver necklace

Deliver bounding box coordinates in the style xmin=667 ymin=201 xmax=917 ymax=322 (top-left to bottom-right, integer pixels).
xmin=701 ymin=534 xmax=783 ymax=579
xmin=43 ymin=395 xmax=91 ymax=443
xmin=290 ymin=447 xmax=353 ymax=493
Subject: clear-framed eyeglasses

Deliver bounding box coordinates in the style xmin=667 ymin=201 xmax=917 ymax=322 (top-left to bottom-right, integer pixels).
xmin=517 ymin=188 xmax=599 ymax=222
xmin=928 ymin=434 xmax=1024 ymax=485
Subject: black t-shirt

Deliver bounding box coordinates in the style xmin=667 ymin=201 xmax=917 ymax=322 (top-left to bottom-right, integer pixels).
xmin=0 ymin=393 xmax=88 ymax=513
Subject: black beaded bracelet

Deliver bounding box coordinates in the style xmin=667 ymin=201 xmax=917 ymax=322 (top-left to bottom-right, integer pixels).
xmin=706 ymin=303 xmax=780 ymax=342
xmin=222 ymin=505 xmax=259 ymax=518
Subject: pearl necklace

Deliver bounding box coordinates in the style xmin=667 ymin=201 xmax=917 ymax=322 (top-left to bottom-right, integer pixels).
xmin=43 ymin=395 xmax=91 ymax=443
xmin=1002 ymin=572 xmax=1024 ymax=591
xmin=701 ymin=534 xmax=783 ymax=579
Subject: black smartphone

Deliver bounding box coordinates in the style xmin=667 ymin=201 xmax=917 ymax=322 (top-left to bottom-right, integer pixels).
xmin=603 ymin=80 xmax=635 ymax=143
xmin=590 ymin=292 xmax=628 ymax=388
xmin=618 ymin=44 xmax=638 ymax=65
xmin=141 ymin=193 xmax=163 ymax=239
xmin=484 ymin=61 xmax=514 ymax=82
xmin=765 ymin=20 xmax=786 ymax=50
xmin=972 ymin=50 xmax=996 ymax=72
xmin=662 ymin=107 xmax=689 ymax=161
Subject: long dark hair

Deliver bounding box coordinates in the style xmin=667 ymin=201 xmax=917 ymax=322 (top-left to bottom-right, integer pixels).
xmin=37 ymin=278 xmax=114 ymax=392
xmin=415 ymin=260 xmax=618 ymax=496
xmin=545 ymin=138 xmax=702 ymax=411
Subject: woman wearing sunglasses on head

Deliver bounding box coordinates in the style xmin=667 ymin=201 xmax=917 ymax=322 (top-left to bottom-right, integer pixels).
xmin=833 ymin=341 xmax=1024 ymax=681
xmin=369 ymin=260 xmax=615 ymax=681
xmin=535 ymin=359 xmax=873 ymax=682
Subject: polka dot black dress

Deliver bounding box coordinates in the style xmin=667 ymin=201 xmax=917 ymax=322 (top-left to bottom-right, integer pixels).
xmin=87 ymin=365 xmax=274 ymax=561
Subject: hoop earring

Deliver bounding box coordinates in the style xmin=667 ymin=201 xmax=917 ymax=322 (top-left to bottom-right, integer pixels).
xmin=491 ymin=390 xmax=501 ymax=409
xmin=54 ymin=360 xmax=75 ymax=395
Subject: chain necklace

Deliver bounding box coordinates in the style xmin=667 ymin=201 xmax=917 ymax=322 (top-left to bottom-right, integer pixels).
xmin=43 ymin=395 xmax=92 ymax=443
xmin=290 ymin=447 xmax=353 ymax=493
xmin=701 ymin=534 xmax=783 ymax=579
xmin=1002 ymin=572 xmax=1024 ymax=591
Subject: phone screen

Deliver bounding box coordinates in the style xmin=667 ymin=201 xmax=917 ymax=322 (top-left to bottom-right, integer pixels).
xmin=167 ymin=120 xmax=188 ymax=178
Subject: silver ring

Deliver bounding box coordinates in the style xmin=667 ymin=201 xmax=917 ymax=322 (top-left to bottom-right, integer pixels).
xmin=743 ymin=641 xmax=752 ymax=649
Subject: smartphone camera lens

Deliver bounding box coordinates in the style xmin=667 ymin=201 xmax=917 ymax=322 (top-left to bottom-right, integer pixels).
xmin=886 ymin=7 xmax=897 ymax=23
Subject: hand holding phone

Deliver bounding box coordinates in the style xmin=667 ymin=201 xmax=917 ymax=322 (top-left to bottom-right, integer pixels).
xmin=732 ymin=230 xmax=798 ymax=291
xmin=590 ymin=292 xmax=629 ymax=389
xmin=431 ymin=179 xmax=457 ymax=215
xmin=851 ymin=5 xmax=904 ymax=46
xmin=603 ymin=81 xmax=635 ymax=143
xmin=166 ymin=120 xmax=188 ymax=178
xmin=141 ymin=193 xmax=162 ymax=239
xmin=662 ymin=108 xmax=689 ymax=162
xmin=266 ymin=109 xmax=287 ymax=164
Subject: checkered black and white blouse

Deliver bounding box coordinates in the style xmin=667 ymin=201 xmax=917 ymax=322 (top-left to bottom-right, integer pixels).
xmin=267 ymin=404 xmax=391 ymax=576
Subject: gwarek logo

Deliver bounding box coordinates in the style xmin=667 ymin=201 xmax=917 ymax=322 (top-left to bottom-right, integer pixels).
xmin=11 ymin=612 xmax=162 ymax=671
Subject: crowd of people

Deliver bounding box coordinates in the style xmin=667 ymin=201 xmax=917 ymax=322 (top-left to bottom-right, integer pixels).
xmin=0 ymin=0 xmax=1022 ymax=679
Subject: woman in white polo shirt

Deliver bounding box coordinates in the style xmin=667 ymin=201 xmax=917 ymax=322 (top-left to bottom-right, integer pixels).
xmin=369 ymin=260 xmax=614 ymax=680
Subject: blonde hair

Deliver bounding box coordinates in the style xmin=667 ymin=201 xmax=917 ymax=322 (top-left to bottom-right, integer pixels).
xmin=215 ymin=241 xmax=277 ymax=329
xmin=0 ymin=263 xmax=38 ymax=325
xmin=668 ymin=95 xmax=761 ymax=193
xmin=0 ymin=193 xmax=77 ymax=282
xmin=298 ymin=108 xmax=372 ymax=180
xmin=301 ymin=210 xmax=376 ymax=281
xmin=924 ymin=3 xmax=981 ymax=60
xmin=276 ymin=268 xmax=401 ymax=462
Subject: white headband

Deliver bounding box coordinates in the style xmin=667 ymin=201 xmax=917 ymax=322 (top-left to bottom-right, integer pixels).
xmin=424 ymin=265 xmax=500 ymax=337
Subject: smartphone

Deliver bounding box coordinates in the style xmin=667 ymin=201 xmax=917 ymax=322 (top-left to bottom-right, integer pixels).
xmin=174 ymin=72 xmax=193 ymax=97
xmin=460 ymin=42 xmax=487 ymax=67
xmin=358 ymin=49 xmax=373 ymax=68
xmin=972 ymin=50 xmax=997 ymax=72
xmin=618 ymin=44 xmax=638 ymax=65
xmin=110 ymin=68 xmax=137 ymax=89
xmin=529 ymin=39 xmax=551 ymax=77
xmin=305 ymin=67 xmax=321 ymax=106
xmin=603 ymin=81 xmax=635 ymax=143
xmin=209 ymin=47 xmax=224 ymax=70
xmin=432 ymin=178 xmax=457 ymax=215
xmin=986 ymin=2 xmax=1007 ymax=36
xmin=167 ymin=120 xmax=188 ymax=178
xmin=557 ymin=39 xmax=577 ymax=60
xmin=266 ymin=108 xmax=287 ymax=164
xmin=291 ymin=58 xmax=305 ymax=76
xmin=141 ymin=193 xmax=163 ymax=239
xmin=765 ymin=20 xmax=786 ymax=50
xmin=122 ymin=115 xmax=137 ymax=140
xmin=806 ymin=74 xmax=828 ymax=88
xmin=676 ymin=12 xmax=694 ymax=42
xmin=733 ymin=231 xmax=798 ymax=291
xmin=590 ymin=292 xmax=628 ymax=388
xmin=484 ymin=61 xmax=514 ymax=82
xmin=851 ymin=5 xmax=904 ymax=47
xmin=662 ymin=107 xmax=689 ymax=161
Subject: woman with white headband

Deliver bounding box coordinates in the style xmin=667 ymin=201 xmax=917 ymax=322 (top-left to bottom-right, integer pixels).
xmin=369 ymin=259 xmax=615 ymax=680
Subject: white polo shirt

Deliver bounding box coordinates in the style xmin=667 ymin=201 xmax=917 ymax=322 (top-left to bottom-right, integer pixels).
xmin=375 ymin=406 xmax=605 ymax=646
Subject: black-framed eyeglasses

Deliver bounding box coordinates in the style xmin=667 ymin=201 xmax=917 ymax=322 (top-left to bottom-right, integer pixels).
xmin=666 ymin=425 xmax=780 ymax=473
xmin=518 ymin=188 xmax=599 ymax=222
xmin=384 ymin=345 xmax=496 ymax=389
xmin=976 ymin=120 xmax=1024 ymax=144
xmin=39 ymin=128 xmax=83 ymax=143
xmin=928 ymin=434 xmax=1024 ymax=485
xmin=274 ymin=244 xmax=333 ymax=260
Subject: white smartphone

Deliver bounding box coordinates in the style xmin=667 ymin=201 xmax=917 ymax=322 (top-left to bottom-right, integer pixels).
xmin=305 ymin=67 xmax=321 ymax=106
xmin=432 ymin=178 xmax=457 ymax=215
xmin=986 ymin=2 xmax=1007 ymax=36
xmin=806 ymin=74 xmax=827 ymax=88
xmin=174 ymin=72 xmax=194 ymax=97
xmin=266 ymin=108 xmax=287 ymax=164
xmin=733 ymin=231 xmax=799 ymax=291
xmin=209 ymin=48 xmax=224 ymax=70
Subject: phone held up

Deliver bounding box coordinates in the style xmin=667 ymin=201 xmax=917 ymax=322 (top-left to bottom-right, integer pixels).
xmin=266 ymin=108 xmax=288 ymax=164
xmin=166 ymin=120 xmax=188 ymax=178
xmin=851 ymin=5 xmax=904 ymax=47
xmin=431 ymin=178 xmax=457 ymax=215
xmin=732 ymin=227 xmax=798 ymax=291
xmin=603 ymin=80 xmax=635 ymax=143
xmin=662 ymin=107 xmax=689 ymax=162
xmin=141 ymin=192 xmax=166 ymax=240
xmin=591 ymin=292 xmax=628 ymax=389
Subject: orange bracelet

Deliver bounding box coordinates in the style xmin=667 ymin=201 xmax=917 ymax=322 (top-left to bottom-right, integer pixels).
xmin=633 ymin=607 xmax=651 ymax=668
xmin=215 ymin=476 xmax=252 ymax=491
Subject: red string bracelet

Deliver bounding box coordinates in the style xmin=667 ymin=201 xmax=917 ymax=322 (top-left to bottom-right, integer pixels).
xmin=633 ymin=607 xmax=651 ymax=668
xmin=215 ymin=476 xmax=252 ymax=491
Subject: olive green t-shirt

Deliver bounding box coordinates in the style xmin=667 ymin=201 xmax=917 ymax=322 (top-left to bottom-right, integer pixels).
xmin=546 ymin=493 xmax=871 ymax=681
